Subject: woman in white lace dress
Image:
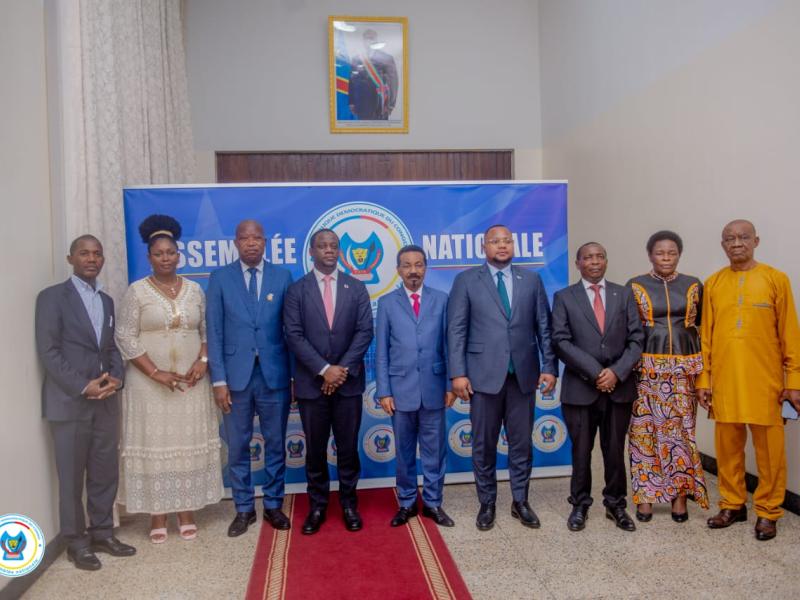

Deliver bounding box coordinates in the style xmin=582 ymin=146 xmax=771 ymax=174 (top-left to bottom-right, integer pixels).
xmin=116 ymin=215 xmax=223 ymax=543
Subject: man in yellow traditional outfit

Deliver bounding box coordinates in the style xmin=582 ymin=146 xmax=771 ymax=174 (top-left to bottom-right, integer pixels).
xmin=697 ymin=220 xmax=800 ymax=541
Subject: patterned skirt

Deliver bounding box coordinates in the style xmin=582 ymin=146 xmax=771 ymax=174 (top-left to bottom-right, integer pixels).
xmin=628 ymin=369 xmax=709 ymax=507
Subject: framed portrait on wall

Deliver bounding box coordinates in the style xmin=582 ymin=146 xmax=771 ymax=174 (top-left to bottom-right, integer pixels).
xmin=329 ymin=16 xmax=408 ymax=133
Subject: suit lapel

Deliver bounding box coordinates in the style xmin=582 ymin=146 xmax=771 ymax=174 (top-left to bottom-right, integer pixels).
xmin=395 ymin=287 xmax=418 ymax=323
xmin=416 ymin=286 xmax=432 ymax=323
xmin=307 ymin=272 xmax=330 ymax=328
xmin=98 ymin=293 xmax=112 ymax=350
xmin=233 ymin=261 xmax=257 ymax=320
xmin=65 ymin=280 xmax=99 ymax=349
xmin=479 ymin=265 xmax=509 ymax=320
xmin=603 ymin=283 xmax=620 ymax=333
xmin=571 ymin=282 xmax=602 ymax=335
xmin=509 ymin=266 xmax=522 ymax=320
xmin=331 ymin=272 xmax=348 ymax=329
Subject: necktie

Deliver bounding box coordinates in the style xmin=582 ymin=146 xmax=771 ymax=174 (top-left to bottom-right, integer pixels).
xmin=323 ymin=275 xmax=335 ymax=328
xmin=411 ymin=292 xmax=420 ymax=318
xmin=496 ymin=272 xmax=514 ymax=374
xmin=590 ymin=283 xmax=605 ymax=332
xmin=247 ymin=267 xmax=258 ymax=302
xmin=496 ymin=272 xmax=511 ymax=318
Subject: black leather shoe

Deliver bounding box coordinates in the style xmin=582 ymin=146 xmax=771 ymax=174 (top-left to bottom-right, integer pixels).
xmin=635 ymin=510 xmax=653 ymax=522
xmin=567 ymin=506 xmax=588 ymax=531
xmin=605 ymin=507 xmax=636 ymax=532
xmin=91 ymin=536 xmax=136 ymax=557
xmin=511 ymin=501 xmax=541 ymax=529
xmin=302 ymin=508 xmax=326 ymax=535
xmin=67 ymin=547 xmax=102 ymax=571
xmin=422 ymin=506 xmax=455 ymax=527
xmin=476 ymin=503 xmax=496 ymax=531
xmin=390 ymin=504 xmax=418 ymax=527
xmin=343 ymin=507 xmax=363 ymax=531
xmin=264 ymin=508 xmax=291 ymax=530
xmin=671 ymin=511 xmax=689 ymax=523
xmin=227 ymin=511 xmax=257 ymax=537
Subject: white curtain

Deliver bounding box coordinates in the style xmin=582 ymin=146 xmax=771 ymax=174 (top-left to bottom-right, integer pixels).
xmin=56 ymin=0 xmax=195 ymax=300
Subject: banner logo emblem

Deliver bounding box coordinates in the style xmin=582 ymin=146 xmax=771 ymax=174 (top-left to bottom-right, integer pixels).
xmin=249 ymin=432 xmax=265 ymax=471
xmin=285 ymin=432 xmax=307 ymax=468
xmin=448 ymin=419 xmax=473 ymax=458
xmin=327 ymin=435 xmax=338 ymax=466
xmin=532 ymin=416 xmax=567 ymax=453
xmin=304 ymin=202 xmax=413 ymax=300
xmin=362 ymin=382 xmax=387 ymax=418
xmin=497 ymin=427 xmax=509 ymax=456
xmin=363 ymin=425 xmax=395 ymax=463
xmin=0 ymin=514 xmax=45 ymax=577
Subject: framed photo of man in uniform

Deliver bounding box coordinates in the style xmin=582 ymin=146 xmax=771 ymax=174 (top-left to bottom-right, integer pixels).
xmin=329 ymin=16 xmax=408 ymax=133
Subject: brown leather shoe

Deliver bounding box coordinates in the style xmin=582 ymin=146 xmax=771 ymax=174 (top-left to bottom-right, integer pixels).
xmin=707 ymin=507 xmax=748 ymax=529
xmin=754 ymin=517 xmax=777 ymax=541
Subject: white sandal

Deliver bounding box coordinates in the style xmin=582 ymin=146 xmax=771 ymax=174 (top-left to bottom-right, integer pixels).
xmin=178 ymin=523 xmax=197 ymax=541
xmin=149 ymin=527 xmax=168 ymax=544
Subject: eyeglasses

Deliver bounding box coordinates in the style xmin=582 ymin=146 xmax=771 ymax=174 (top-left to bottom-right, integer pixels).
xmin=485 ymin=238 xmax=513 ymax=246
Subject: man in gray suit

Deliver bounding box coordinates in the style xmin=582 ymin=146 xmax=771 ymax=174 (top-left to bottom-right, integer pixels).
xmin=448 ymin=224 xmax=557 ymax=531
xmin=35 ymin=235 xmax=135 ymax=570
xmin=551 ymin=242 xmax=643 ymax=532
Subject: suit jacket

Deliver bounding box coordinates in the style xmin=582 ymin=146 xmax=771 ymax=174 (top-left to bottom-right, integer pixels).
xmin=283 ymin=271 xmax=374 ymax=399
xmin=35 ymin=279 xmax=123 ymax=421
xmin=447 ymin=264 xmax=557 ymax=395
xmin=206 ymin=260 xmax=293 ymax=392
xmin=375 ymin=286 xmax=450 ymax=411
xmin=551 ymin=281 xmax=644 ymax=406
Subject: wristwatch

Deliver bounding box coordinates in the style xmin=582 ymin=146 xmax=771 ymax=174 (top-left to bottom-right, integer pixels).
xmin=199 ymin=356 xmax=208 ymax=363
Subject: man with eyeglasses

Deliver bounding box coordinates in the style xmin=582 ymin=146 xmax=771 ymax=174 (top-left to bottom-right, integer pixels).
xmin=448 ymin=224 xmax=557 ymax=531
xmin=697 ymin=219 xmax=800 ymax=541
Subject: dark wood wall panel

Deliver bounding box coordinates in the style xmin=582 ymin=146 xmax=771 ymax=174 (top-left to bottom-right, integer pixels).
xmin=216 ymin=150 xmax=513 ymax=183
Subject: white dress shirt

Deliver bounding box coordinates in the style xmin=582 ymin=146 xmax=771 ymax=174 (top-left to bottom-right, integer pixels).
xmin=582 ymin=278 xmax=607 ymax=308
xmin=241 ymin=259 xmax=264 ymax=299
xmin=315 ymin=268 xmax=340 ymax=376
xmin=487 ymin=263 xmax=514 ymax=308
xmin=404 ymin=285 xmax=422 ymax=309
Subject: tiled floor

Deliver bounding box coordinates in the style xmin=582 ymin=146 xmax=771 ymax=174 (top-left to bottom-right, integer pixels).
xmin=24 ymin=464 xmax=800 ymax=600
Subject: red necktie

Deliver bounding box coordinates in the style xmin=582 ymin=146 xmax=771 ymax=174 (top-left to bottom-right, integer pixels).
xmin=590 ymin=283 xmax=605 ymax=333
xmin=411 ymin=293 xmax=420 ymax=317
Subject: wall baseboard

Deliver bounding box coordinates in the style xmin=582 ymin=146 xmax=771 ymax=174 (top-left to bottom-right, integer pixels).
xmin=0 ymin=533 xmax=65 ymax=600
xmin=700 ymin=452 xmax=800 ymax=515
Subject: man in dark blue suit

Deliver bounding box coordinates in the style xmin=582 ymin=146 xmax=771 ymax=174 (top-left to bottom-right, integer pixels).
xmin=35 ymin=235 xmax=135 ymax=570
xmin=376 ymin=245 xmax=456 ymax=528
xmin=283 ymin=229 xmax=373 ymax=534
xmin=448 ymin=224 xmax=558 ymax=531
xmin=206 ymin=220 xmax=293 ymax=536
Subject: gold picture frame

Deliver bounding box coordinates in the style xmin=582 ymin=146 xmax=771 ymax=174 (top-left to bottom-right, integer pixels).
xmin=329 ymin=16 xmax=408 ymax=133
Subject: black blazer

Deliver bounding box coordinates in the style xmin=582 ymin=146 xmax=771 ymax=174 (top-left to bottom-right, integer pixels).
xmin=35 ymin=279 xmax=124 ymax=421
xmin=551 ymin=281 xmax=643 ymax=406
xmin=283 ymin=271 xmax=374 ymax=399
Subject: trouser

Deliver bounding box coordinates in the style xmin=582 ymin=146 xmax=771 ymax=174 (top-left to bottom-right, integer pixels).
xmin=298 ymin=392 xmax=362 ymax=510
xmin=470 ymin=374 xmax=535 ymax=504
xmin=715 ymin=422 xmax=786 ymax=520
xmin=223 ymin=368 xmax=290 ymax=511
xmin=393 ymin=407 xmax=447 ymax=508
xmin=562 ymin=396 xmax=632 ymax=510
xmin=49 ymin=405 xmax=119 ymax=551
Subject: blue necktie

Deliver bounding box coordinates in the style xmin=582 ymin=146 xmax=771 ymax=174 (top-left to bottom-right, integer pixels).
xmin=496 ymin=271 xmax=514 ymax=374
xmin=247 ymin=267 xmax=258 ymax=303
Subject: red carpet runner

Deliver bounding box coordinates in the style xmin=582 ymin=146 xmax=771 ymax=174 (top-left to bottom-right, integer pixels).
xmin=246 ymin=488 xmax=472 ymax=600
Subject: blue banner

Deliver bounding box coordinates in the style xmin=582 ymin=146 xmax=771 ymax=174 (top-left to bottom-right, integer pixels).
xmin=123 ymin=182 xmax=571 ymax=490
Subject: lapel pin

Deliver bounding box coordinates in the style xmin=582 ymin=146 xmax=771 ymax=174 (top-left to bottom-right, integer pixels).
xmin=267 ymin=293 xmax=274 ymax=302
xmin=516 ymin=275 xmax=522 ymax=280
xmin=344 ymin=283 xmax=349 ymax=289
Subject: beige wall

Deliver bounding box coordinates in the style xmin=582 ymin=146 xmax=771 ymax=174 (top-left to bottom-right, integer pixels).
xmin=0 ymin=0 xmax=59 ymax=589
xmin=540 ymin=0 xmax=800 ymax=493
xmin=185 ymin=0 xmax=544 ymax=182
